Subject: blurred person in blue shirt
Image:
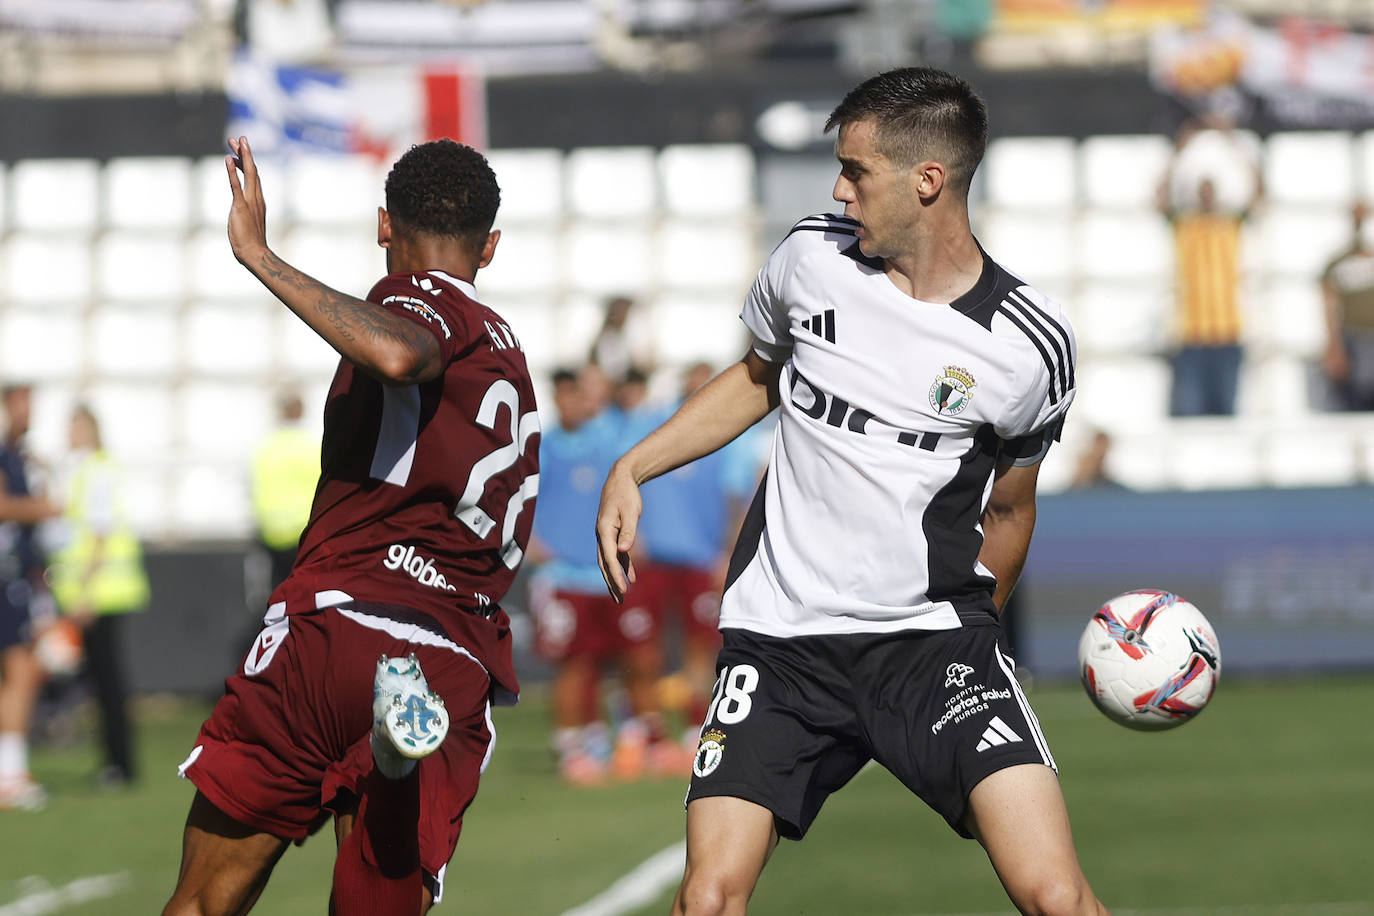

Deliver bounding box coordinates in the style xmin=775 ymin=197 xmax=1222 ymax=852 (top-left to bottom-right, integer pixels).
xmin=528 ymin=366 xmax=681 ymax=783
xmin=636 ymin=363 xmax=767 ymax=740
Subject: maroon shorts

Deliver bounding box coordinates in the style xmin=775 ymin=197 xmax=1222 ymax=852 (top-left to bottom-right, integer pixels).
xmin=638 ymin=562 xmax=721 ymax=643
xmin=528 ymin=580 xmax=658 ymax=662
xmin=179 ymin=600 xmax=494 ymax=896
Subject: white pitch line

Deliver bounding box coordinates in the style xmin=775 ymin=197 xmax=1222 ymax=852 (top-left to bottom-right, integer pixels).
xmin=558 ymin=841 xmax=686 ymax=916
xmin=0 ymin=872 xmax=132 ymax=916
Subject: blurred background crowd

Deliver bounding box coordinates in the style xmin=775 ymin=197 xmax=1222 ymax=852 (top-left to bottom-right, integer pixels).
xmin=3 ymin=0 xmax=1374 ymax=805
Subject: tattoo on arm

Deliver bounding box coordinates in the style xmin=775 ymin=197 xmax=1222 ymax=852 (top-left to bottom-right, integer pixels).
xmin=257 ymin=250 xmax=438 ymax=380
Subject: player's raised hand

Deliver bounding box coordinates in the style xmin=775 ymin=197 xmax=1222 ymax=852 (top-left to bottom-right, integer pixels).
xmin=595 ymin=464 xmax=642 ymax=603
xmin=225 ymin=136 xmax=269 ymax=265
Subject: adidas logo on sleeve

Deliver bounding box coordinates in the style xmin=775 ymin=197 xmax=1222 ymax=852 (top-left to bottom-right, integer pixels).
xmin=800 ymin=309 xmax=835 ymax=343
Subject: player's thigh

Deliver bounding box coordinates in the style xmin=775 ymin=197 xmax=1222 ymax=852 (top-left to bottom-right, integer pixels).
xmin=164 ymin=791 xmax=289 ymax=916
xmin=966 ymin=764 xmax=1097 ymax=914
xmin=676 ymin=795 xmax=779 ymax=914
xmin=862 ymin=625 xmax=1056 ymax=836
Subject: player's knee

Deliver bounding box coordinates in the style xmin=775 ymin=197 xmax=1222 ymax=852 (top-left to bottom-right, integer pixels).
xmin=1012 ymin=873 xmax=1094 ymax=916
xmin=678 ymin=868 xmax=751 ymax=916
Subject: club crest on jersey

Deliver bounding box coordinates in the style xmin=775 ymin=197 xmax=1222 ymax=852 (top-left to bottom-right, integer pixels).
xmin=693 ymin=729 xmax=727 ymax=778
xmin=929 ymin=366 xmax=976 ymax=416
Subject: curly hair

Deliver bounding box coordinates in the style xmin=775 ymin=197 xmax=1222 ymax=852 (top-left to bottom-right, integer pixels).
xmin=825 ymin=67 xmax=988 ymax=194
xmin=384 ymin=139 xmax=501 ymax=250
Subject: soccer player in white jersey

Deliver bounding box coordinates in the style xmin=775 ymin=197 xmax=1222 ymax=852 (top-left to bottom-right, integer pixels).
xmin=596 ymin=68 xmax=1107 ymax=915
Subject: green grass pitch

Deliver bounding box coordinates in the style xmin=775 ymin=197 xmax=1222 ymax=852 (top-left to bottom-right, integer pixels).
xmin=3 ymin=676 xmax=1372 ymax=915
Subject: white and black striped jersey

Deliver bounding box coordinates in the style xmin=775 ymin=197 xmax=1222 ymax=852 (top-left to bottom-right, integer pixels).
xmin=720 ymin=213 xmax=1076 ymax=638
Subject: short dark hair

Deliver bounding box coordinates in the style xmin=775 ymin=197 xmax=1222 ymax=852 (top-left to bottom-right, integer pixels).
xmin=551 ymin=367 xmax=579 ymax=386
xmin=385 ymin=139 xmax=500 ymax=251
xmin=824 ymin=67 xmax=988 ymax=193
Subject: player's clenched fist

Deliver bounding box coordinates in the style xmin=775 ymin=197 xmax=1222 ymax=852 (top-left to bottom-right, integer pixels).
xmin=595 ymin=462 xmax=641 ymax=603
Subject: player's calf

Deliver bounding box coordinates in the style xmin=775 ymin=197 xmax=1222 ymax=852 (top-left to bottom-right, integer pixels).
xmin=372 ymin=653 xmax=449 ymax=779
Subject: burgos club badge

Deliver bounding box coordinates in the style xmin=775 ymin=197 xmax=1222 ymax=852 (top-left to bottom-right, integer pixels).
xmin=929 ymin=366 xmax=976 ymax=416
xmin=694 ymin=729 xmax=727 ymax=778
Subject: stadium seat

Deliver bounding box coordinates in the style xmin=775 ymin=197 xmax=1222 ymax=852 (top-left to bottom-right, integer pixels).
xmin=86 ymin=383 xmax=176 ymax=460
xmin=485 ymin=148 xmax=564 ymax=222
xmin=1262 ymin=424 xmax=1359 ymax=487
xmin=193 ymin=152 xmax=285 ymax=225
xmin=186 ymin=227 xmax=275 ymax=301
xmin=103 ymin=157 xmax=194 ymax=230
xmin=656 ymin=218 xmax=756 ymax=292
xmin=565 ymin=147 xmax=657 ymax=218
xmin=0 ymin=312 xmax=85 ymax=380
xmin=1248 ymin=278 xmax=1328 ymax=359
xmin=1236 ymin=355 xmax=1315 ymax=418
xmin=3 ymin=236 xmax=93 ymax=306
xmin=650 ymin=293 xmax=750 ymax=368
xmin=563 ymin=221 xmax=654 ymax=294
xmin=977 ymin=210 xmax=1075 ymax=282
xmin=1263 ymin=132 xmax=1355 ymax=207
xmin=0 ymin=161 xmax=7 ymax=233
xmin=1101 ymin=429 xmax=1170 ymax=491
xmin=1073 ymin=281 xmax=1170 ymax=355
xmin=1163 ymin=420 xmax=1264 ymax=490
xmin=1256 ymin=206 xmax=1350 ymax=279
xmin=1071 ymin=358 xmax=1171 ymax=435
xmin=659 ymin=144 xmax=756 ymax=217
xmin=1078 ymin=134 xmax=1173 ymax=209
xmin=118 ymin=461 xmax=173 ymax=538
xmin=1076 ymin=210 xmax=1173 ymax=282
xmin=23 ymin=383 xmax=76 ymax=461
xmin=480 ymin=225 xmax=560 ymax=295
xmin=88 ymin=307 xmax=179 ymax=379
xmin=183 ymin=302 xmax=275 ymax=376
xmin=282 ymin=153 xmax=384 ymax=224
xmin=10 ymin=158 xmax=100 ymax=232
xmin=279 ymin=227 xmax=384 ymax=298
xmin=95 ymin=233 xmax=187 ymax=302
xmin=982 ymin=137 xmax=1077 ymax=210
xmin=277 ymin=310 xmax=344 ymax=375
xmin=171 ymin=460 xmax=252 ymax=537
xmin=178 ymin=381 xmax=275 ymax=461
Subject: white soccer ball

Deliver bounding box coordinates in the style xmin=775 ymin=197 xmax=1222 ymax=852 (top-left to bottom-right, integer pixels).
xmin=1077 ymin=590 xmax=1221 ymax=731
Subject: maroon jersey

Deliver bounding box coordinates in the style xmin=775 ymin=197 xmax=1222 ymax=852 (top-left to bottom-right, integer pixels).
xmin=272 ymin=269 xmax=539 ymax=700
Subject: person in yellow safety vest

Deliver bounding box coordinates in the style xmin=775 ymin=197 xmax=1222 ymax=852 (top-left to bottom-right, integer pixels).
xmin=250 ymin=391 xmax=319 ymax=592
xmin=49 ymin=404 xmax=149 ymax=788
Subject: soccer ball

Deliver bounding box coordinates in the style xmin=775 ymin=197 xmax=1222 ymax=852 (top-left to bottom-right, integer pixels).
xmin=1077 ymin=590 xmax=1221 ymax=731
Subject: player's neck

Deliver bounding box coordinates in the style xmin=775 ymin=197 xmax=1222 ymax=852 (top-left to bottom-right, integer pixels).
xmin=388 ymin=236 xmax=480 ymax=283
xmin=882 ymin=210 xmax=982 ymax=303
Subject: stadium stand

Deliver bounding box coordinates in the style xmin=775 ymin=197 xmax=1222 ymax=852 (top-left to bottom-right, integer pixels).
xmin=3 ymin=130 xmax=1374 ymax=540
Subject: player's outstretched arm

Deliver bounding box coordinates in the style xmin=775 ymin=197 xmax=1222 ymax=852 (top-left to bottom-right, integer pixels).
xmin=978 ymin=459 xmax=1041 ymax=614
xmin=223 ymin=136 xmax=442 ymax=386
xmin=596 ymin=349 xmax=781 ymax=601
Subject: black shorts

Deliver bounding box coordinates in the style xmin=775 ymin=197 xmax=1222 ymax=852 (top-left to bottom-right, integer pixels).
xmin=686 ymin=625 xmax=1055 ymax=840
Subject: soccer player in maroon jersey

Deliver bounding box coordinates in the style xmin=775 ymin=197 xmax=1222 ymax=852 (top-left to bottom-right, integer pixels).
xmin=162 ymin=137 xmax=539 ymax=916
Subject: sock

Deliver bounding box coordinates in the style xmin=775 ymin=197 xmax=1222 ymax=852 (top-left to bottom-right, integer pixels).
xmin=0 ymin=733 xmax=27 ymax=781
xmin=331 ymin=766 xmax=424 ymax=916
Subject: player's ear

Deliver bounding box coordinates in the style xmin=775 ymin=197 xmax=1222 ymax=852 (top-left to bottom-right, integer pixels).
xmin=377 ymin=207 xmax=392 ymax=248
xmin=477 ymin=229 xmax=500 ymax=270
xmin=914 ymin=160 xmax=946 ymax=203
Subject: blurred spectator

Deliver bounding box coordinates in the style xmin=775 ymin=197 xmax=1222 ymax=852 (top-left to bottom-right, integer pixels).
xmin=1068 ymin=430 xmax=1126 ymax=491
xmin=0 ymin=383 xmax=59 ymax=811
xmin=48 ymin=405 xmax=149 ymax=788
xmin=589 ymin=295 xmax=655 ymax=383
xmin=612 ymin=365 xmax=651 ymax=416
xmin=636 ymin=362 xmax=763 ymax=743
xmin=1320 ymin=202 xmax=1374 ymax=411
xmin=528 ymin=367 xmax=681 ymax=784
xmin=250 ymin=389 xmax=320 ymax=592
xmin=1159 ymin=123 xmax=1261 ymax=416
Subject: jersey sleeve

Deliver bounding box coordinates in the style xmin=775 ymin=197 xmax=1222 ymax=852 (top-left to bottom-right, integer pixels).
xmin=366 ymin=274 xmax=471 ymax=363
xmin=996 ymin=290 xmax=1078 ymax=467
xmin=740 ymin=242 xmax=795 ymax=363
